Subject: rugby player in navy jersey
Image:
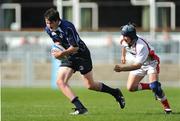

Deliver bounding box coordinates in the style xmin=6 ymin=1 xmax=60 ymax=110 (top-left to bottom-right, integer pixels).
xmin=44 ymin=8 xmax=125 ymax=115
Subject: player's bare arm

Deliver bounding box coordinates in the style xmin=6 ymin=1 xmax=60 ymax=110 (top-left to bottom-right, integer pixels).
xmin=63 ymin=46 xmax=79 ymax=55
xmin=121 ymin=47 xmax=126 ymax=64
xmin=52 ymin=45 xmax=78 ymax=59
xmin=114 ymin=63 xmax=142 ymax=72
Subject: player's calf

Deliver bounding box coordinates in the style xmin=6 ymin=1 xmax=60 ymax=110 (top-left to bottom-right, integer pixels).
xmin=150 ymin=81 xmax=172 ymax=113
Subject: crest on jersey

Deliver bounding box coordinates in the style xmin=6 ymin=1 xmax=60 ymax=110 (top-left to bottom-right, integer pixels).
xmin=79 ymin=66 xmax=84 ymax=71
xmin=52 ymin=32 xmax=56 ymax=36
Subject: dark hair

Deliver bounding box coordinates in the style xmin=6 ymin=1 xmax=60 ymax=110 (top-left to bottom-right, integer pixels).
xmin=44 ymin=8 xmax=60 ymax=21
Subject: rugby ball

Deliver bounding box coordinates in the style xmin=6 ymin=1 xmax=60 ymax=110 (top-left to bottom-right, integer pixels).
xmin=51 ymin=44 xmax=65 ymax=51
xmin=51 ymin=44 xmax=67 ymax=60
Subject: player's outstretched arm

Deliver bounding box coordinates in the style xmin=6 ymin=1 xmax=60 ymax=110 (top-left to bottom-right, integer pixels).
xmin=114 ymin=63 xmax=142 ymax=72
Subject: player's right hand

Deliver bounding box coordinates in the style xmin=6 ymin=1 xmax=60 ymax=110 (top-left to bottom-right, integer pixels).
xmin=114 ymin=64 xmax=122 ymax=72
xmin=51 ymin=50 xmax=64 ymax=59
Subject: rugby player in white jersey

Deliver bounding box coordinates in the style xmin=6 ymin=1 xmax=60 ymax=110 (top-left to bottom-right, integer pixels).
xmin=114 ymin=23 xmax=172 ymax=114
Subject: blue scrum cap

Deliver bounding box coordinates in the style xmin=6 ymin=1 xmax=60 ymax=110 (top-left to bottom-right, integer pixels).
xmin=121 ymin=23 xmax=138 ymax=40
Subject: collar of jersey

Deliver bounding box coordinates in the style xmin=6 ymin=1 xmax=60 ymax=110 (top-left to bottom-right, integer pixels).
xmin=50 ymin=21 xmax=63 ymax=32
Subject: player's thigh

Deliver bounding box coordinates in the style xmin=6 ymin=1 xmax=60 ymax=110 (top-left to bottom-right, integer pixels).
xmin=81 ymin=70 xmax=94 ymax=85
xmin=127 ymin=73 xmax=144 ymax=88
xmin=57 ymin=66 xmax=74 ymax=84
xmin=147 ymin=63 xmax=159 ymax=83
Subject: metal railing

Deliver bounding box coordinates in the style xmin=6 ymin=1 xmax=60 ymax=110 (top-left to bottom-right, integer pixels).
xmin=0 ymin=31 xmax=179 ymax=87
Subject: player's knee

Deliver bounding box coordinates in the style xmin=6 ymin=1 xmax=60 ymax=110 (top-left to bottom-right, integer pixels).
xmin=149 ymin=81 xmax=160 ymax=92
xmin=150 ymin=81 xmax=164 ymax=98
xmin=127 ymin=85 xmax=136 ymax=92
xmin=56 ymin=80 xmax=67 ymax=88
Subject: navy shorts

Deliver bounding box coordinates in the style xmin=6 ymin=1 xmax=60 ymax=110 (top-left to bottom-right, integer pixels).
xmin=60 ymin=49 xmax=93 ymax=75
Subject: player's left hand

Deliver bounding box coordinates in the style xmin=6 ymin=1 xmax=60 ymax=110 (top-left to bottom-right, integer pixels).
xmin=114 ymin=64 xmax=123 ymax=72
xmin=51 ymin=50 xmax=64 ymax=59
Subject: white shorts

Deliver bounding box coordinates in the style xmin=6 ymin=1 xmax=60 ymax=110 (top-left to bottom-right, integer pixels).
xmin=130 ymin=60 xmax=159 ymax=76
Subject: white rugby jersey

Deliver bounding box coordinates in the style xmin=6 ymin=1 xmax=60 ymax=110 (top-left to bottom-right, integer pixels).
xmin=121 ymin=36 xmax=158 ymax=65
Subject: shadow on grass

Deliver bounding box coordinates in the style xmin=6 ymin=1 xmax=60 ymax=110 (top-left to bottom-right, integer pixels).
xmin=171 ymin=112 xmax=180 ymax=115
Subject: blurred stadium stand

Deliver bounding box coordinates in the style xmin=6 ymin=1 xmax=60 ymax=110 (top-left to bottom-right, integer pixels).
xmin=0 ymin=0 xmax=180 ymax=87
xmin=0 ymin=31 xmax=179 ymax=87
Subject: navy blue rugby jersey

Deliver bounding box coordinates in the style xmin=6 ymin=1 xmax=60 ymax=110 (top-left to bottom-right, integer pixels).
xmin=45 ymin=19 xmax=88 ymax=54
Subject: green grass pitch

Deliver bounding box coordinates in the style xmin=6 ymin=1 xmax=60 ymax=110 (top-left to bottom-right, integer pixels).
xmin=1 ymin=87 xmax=180 ymax=121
